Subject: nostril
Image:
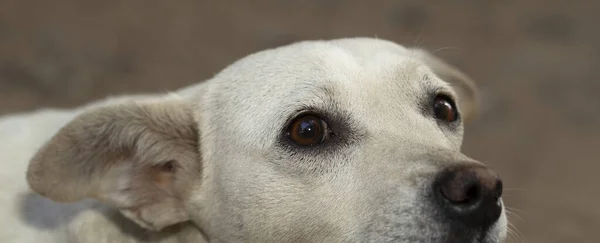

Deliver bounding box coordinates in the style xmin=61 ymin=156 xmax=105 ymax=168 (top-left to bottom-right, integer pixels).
xmin=463 ymin=184 xmax=480 ymax=204
xmin=439 ymin=180 xmax=482 ymax=205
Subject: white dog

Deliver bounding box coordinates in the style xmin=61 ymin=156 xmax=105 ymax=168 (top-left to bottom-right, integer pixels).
xmin=0 ymin=38 xmax=506 ymax=242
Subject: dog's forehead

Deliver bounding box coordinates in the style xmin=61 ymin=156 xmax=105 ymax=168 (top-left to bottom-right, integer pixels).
xmin=207 ymin=39 xmax=450 ymax=144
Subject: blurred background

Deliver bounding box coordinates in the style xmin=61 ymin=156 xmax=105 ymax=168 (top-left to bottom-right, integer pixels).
xmin=1 ymin=1 xmax=598 ymax=242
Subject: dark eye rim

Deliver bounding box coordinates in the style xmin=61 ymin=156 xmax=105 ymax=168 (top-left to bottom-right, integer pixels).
xmin=431 ymin=93 xmax=461 ymax=124
xmin=277 ymin=106 xmax=360 ymax=154
xmin=284 ymin=111 xmax=334 ymax=147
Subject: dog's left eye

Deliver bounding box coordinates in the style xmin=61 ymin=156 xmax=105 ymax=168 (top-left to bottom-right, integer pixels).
xmin=287 ymin=115 xmax=332 ymax=146
xmin=433 ymin=94 xmax=459 ymax=122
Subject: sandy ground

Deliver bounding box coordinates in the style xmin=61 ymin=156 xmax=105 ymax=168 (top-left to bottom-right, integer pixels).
xmin=1 ymin=1 xmax=599 ymax=242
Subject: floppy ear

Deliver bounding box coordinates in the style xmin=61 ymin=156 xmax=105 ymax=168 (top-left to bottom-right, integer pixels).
xmin=411 ymin=49 xmax=480 ymax=123
xmin=26 ymin=98 xmax=201 ymax=231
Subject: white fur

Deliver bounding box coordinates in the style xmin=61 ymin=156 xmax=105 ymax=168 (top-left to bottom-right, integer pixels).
xmin=0 ymin=38 xmax=506 ymax=242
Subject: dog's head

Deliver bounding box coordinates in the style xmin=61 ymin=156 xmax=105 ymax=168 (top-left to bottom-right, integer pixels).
xmin=27 ymin=38 xmax=506 ymax=242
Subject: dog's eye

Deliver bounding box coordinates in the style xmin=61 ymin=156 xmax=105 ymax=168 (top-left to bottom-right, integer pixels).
xmin=287 ymin=115 xmax=331 ymax=146
xmin=433 ymin=95 xmax=459 ymax=122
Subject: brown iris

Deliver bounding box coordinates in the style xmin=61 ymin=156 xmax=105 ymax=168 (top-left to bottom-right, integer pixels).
xmin=433 ymin=95 xmax=458 ymax=122
xmin=287 ymin=115 xmax=330 ymax=146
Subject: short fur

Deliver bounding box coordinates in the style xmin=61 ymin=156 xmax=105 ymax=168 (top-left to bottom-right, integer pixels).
xmin=0 ymin=38 xmax=506 ymax=242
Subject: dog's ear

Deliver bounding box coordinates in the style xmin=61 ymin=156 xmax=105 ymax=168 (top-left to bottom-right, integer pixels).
xmin=411 ymin=49 xmax=479 ymax=123
xmin=27 ymin=98 xmax=201 ymax=231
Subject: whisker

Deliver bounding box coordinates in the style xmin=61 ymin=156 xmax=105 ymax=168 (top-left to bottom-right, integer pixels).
xmin=505 ymin=206 xmax=524 ymax=213
xmin=511 ymin=223 xmax=526 ymax=243
xmin=506 ymin=210 xmax=524 ymax=223
xmin=506 ymin=216 xmax=528 ymax=243
xmin=412 ymin=14 xmax=431 ymax=49
xmin=507 ymin=226 xmax=520 ymax=243
xmin=431 ymin=46 xmax=461 ymax=55
xmin=506 ymin=223 xmax=520 ymax=243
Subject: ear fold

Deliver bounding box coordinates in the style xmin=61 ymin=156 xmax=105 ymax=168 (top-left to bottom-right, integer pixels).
xmin=26 ymin=98 xmax=201 ymax=231
xmin=410 ymin=49 xmax=480 ymax=123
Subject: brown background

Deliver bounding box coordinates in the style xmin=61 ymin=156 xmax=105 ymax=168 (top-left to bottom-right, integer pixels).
xmin=1 ymin=1 xmax=598 ymax=242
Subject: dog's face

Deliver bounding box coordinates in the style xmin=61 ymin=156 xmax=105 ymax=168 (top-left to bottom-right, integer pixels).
xmin=26 ymin=38 xmax=506 ymax=242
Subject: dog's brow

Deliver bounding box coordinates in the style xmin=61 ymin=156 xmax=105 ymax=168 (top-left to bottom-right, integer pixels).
xmin=421 ymin=68 xmax=454 ymax=93
xmin=422 ymin=73 xmax=433 ymax=82
xmin=318 ymin=84 xmax=337 ymax=100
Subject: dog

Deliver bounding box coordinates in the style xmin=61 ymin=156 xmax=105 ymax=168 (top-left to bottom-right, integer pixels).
xmin=0 ymin=37 xmax=506 ymax=242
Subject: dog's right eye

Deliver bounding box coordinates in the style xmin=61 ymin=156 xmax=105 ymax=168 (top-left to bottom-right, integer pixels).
xmin=287 ymin=115 xmax=332 ymax=146
xmin=433 ymin=94 xmax=459 ymax=123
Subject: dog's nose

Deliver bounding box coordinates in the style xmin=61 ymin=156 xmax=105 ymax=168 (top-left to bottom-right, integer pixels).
xmin=433 ymin=165 xmax=503 ymax=228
